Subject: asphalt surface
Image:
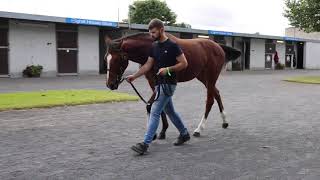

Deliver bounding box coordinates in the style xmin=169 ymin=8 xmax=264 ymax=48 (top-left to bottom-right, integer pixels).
xmin=0 ymin=70 xmax=320 ymax=179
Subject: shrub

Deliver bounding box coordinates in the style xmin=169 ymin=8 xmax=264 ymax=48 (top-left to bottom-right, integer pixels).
xmin=275 ymin=63 xmax=285 ymax=70
xmin=23 ymin=65 xmax=43 ymax=77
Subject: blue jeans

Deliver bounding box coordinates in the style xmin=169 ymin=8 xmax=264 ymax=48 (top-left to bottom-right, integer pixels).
xmin=144 ymin=84 xmax=188 ymax=144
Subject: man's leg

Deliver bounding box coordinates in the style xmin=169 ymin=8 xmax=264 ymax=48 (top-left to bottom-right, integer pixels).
xmin=164 ymin=94 xmax=190 ymax=146
xmin=164 ymin=97 xmax=188 ymax=136
xmin=131 ymin=85 xmax=170 ymax=154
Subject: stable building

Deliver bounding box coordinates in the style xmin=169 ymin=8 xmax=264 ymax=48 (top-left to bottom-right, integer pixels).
xmin=1 ymin=11 xmax=320 ymax=78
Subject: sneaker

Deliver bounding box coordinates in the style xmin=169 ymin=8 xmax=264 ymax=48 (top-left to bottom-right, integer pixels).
xmin=173 ymin=133 xmax=190 ymax=146
xmin=131 ymin=142 xmax=149 ymax=155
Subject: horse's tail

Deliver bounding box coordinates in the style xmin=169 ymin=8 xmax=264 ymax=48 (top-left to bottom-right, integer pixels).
xmin=219 ymin=44 xmax=241 ymax=63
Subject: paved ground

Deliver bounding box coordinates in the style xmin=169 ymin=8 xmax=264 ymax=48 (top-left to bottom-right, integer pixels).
xmin=0 ymin=70 xmax=320 ymax=180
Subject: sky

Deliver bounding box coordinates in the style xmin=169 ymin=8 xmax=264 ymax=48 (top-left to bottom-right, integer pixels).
xmin=0 ymin=0 xmax=290 ymax=36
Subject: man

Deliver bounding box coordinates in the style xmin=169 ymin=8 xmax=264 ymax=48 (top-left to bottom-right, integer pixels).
xmin=126 ymin=18 xmax=190 ymax=155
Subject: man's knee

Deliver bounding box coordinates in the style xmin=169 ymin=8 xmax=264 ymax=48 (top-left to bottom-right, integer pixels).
xmin=164 ymin=105 xmax=175 ymax=115
xmin=150 ymin=106 xmax=162 ymax=117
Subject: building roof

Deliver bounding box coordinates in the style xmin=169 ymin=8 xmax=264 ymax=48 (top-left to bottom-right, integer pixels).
xmin=0 ymin=11 xmax=118 ymax=28
xmin=285 ymin=27 xmax=320 ymax=41
xmin=1 ymin=11 xmax=320 ymax=43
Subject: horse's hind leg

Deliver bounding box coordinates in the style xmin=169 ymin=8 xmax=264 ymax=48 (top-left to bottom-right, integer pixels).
xmin=214 ymin=87 xmax=229 ymax=129
xmin=193 ymin=86 xmax=214 ymax=137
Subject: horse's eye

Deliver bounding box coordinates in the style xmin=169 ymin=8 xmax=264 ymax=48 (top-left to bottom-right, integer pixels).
xmin=107 ymin=54 xmax=112 ymax=61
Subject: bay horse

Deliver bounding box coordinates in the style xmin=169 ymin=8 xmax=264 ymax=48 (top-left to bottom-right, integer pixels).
xmin=105 ymin=32 xmax=241 ymax=138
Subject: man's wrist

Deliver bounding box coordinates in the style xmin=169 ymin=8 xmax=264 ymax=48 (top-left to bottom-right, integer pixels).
xmin=132 ymin=73 xmax=139 ymax=79
xmin=166 ymin=67 xmax=172 ymax=76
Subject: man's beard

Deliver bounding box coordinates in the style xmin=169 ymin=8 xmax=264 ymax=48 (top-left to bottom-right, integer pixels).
xmin=153 ymin=34 xmax=160 ymax=41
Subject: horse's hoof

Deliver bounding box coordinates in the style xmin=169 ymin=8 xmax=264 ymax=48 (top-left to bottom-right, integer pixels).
xmin=152 ymin=133 xmax=157 ymax=141
xmin=193 ymin=132 xmax=200 ymax=137
xmin=158 ymin=132 xmax=166 ymax=140
xmin=222 ymin=123 xmax=229 ymax=129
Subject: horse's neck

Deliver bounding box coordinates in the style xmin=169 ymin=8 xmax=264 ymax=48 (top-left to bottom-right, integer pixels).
xmin=129 ymin=57 xmax=147 ymax=65
xmin=127 ymin=41 xmax=151 ymax=65
xmin=127 ymin=33 xmax=180 ymax=65
xmin=166 ymin=33 xmax=180 ymax=43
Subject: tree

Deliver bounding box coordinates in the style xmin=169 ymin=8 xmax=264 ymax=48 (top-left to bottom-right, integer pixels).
xmin=129 ymin=0 xmax=177 ymax=26
xmin=284 ymin=0 xmax=320 ymax=32
xmin=172 ymin=22 xmax=192 ymax=29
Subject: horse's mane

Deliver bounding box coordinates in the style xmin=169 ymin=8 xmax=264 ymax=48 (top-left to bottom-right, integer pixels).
xmin=113 ymin=32 xmax=181 ymax=42
xmin=113 ymin=32 xmax=151 ymax=42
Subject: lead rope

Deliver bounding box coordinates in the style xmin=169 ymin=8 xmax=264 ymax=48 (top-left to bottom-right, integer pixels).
xmin=121 ymin=78 xmax=150 ymax=105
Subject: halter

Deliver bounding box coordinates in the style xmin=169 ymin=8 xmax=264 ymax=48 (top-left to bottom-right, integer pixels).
xmin=105 ymin=49 xmax=128 ymax=86
xmin=104 ymin=41 xmax=152 ymax=105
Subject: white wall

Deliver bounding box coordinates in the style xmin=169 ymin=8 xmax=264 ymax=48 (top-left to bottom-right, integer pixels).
xmin=78 ymin=26 xmax=99 ymax=75
xmin=9 ymin=20 xmax=57 ymax=77
xmin=233 ymin=37 xmax=243 ymax=62
xmin=225 ymin=37 xmax=232 ymax=46
xmin=305 ymin=42 xmax=320 ymax=69
xmin=250 ymin=38 xmax=265 ymax=70
xmin=276 ymin=42 xmax=286 ymax=65
xmin=225 ymin=37 xmax=232 ymax=71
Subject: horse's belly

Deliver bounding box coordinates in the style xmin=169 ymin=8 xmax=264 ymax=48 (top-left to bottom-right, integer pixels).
xmin=176 ymin=63 xmax=203 ymax=82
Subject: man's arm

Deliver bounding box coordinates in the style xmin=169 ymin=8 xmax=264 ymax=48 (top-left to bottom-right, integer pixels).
xmin=126 ymin=57 xmax=155 ymax=82
xmin=169 ymin=53 xmax=188 ymax=72
xmin=157 ymin=53 xmax=188 ymax=76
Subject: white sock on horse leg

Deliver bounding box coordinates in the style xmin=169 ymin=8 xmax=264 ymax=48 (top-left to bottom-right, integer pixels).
xmin=194 ymin=115 xmax=207 ymax=133
xmin=221 ymin=111 xmax=227 ymax=124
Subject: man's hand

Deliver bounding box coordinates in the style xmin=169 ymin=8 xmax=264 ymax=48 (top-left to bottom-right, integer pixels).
xmin=126 ymin=75 xmax=136 ymax=82
xmin=157 ymin=68 xmax=170 ymax=76
xmin=126 ymin=57 xmax=154 ymax=82
xmin=126 ymin=57 xmax=155 ymax=82
xmin=157 ymin=68 xmax=168 ymax=76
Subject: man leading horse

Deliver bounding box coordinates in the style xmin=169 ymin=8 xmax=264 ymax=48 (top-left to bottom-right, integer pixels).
xmin=105 ymin=18 xmax=241 ymax=155
xmin=126 ymin=19 xmax=190 ymax=155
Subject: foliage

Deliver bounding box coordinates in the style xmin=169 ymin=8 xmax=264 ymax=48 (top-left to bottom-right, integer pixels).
xmin=275 ymin=63 xmax=285 ymax=70
xmin=172 ymin=22 xmax=192 ymax=28
xmin=23 ymin=65 xmax=43 ymax=77
xmin=284 ymin=0 xmax=320 ymax=32
xmin=129 ymin=0 xmax=177 ymax=25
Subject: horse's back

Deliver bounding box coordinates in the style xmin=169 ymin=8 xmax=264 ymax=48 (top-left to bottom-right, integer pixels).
xmin=167 ymin=35 xmax=225 ymax=82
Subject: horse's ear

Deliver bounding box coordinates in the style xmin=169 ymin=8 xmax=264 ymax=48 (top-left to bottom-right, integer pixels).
xmin=110 ymin=41 xmax=123 ymax=51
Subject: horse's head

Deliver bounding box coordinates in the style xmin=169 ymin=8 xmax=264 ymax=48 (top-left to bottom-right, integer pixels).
xmin=105 ymin=33 xmax=154 ymax=90
xmin=105 ymin=38 xmax=129 ymax=90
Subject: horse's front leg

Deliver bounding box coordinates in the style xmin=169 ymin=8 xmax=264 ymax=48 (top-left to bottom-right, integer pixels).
xmin=159 ymin=109 xmax=169 ymax=139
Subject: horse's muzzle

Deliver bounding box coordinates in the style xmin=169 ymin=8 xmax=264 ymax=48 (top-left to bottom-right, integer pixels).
xmin=106 ymin=83 xmax=118 ymax=90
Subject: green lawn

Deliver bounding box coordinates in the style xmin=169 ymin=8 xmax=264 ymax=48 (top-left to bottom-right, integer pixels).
xmin=0 ymin=89 xmax=139 ymax=111
xmin=284 ymin=76 xmax=320 ymax=84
